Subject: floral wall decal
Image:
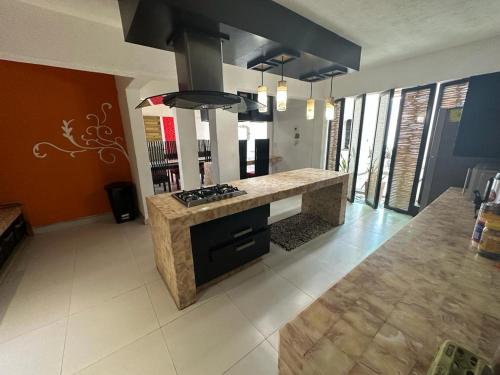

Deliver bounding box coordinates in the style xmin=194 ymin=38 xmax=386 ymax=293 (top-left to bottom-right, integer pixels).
xmin=33 ymin=103 xmax=129 ymax=164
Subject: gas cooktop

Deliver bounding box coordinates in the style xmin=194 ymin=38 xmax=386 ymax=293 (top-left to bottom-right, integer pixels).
xmin=173 ymin=184 xmax=247 ymax=207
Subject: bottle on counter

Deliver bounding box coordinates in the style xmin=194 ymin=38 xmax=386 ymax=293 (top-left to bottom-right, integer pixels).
xmin=472 ymin=203 xmax=500 ymax=250
xmin=479 ymin=220 xmax=500 ymax=259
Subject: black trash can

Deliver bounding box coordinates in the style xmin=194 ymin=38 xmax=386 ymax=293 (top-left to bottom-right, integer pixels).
xmin=104 ymin=181 xmax=137 ymax=224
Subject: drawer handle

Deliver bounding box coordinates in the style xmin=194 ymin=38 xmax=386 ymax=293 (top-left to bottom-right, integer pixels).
xmin=4 ymin=232 xmax=14 ymax=242
xmin=235 ymin=240 xmax=255 ymax=252
xmin=233 ymin=227 xmax=252 ymax=238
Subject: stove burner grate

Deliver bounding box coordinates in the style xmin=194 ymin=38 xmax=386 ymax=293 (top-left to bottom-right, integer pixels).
xmin=173 ymin=184 xmax=247 ymax=207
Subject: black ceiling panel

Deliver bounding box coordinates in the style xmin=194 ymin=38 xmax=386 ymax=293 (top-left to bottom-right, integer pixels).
xmin=118 ymin=0 xmax=361 ymax=81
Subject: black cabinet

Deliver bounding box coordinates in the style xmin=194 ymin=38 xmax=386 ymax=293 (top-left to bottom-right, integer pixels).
xmin=190 ymin=204 xmax=270 ymax=285
xmin=0 ymin=215 xmax=26 ymax=269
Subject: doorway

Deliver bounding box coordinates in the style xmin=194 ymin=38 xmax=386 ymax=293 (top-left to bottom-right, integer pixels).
xmin=346 ymin=94 xmax=366 ymax=202
xmin=355 ymin=93 xmax=381 ymax=202
xmin=385 ymin=84 xmax=437 ymax=215
xmin=365 ymin=90 xmax=394 ymax=208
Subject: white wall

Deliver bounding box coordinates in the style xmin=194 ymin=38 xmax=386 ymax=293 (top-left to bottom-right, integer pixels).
xmin=208 ymin=110 xmax=240 ymax=184
xmin=115 ymin=77 xmax=154 ymax=219
xmin=194 ymin=112 xmax=210 ymax=140
xmin=272 ymin=99 xmax=327 ymax=172
xmin=173 ymin=109 xmax=201 ymax=190
xmin=330 ymin=34 xmax=500 ymax=98
xmin=0 ymin=0 xmax=177 ymax=80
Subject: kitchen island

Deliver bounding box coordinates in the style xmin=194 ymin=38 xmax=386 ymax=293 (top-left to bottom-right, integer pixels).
xmin=279 ymin=188 xmax=500 ymax=374
xmin=147 ymin=168 xmax=348 ymax=309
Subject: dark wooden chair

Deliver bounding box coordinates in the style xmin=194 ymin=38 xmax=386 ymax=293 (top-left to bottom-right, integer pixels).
xmin=254 ymin=139 xmax=270 ymax=177
xmin=165 ymin=140 xmax=180 ymax=190
xmin=239 ymin=140 xmax=248 ymax=179
xmin=197 ymin=140 xmax=211 ymax=185
xmin=147 ymin=140 xmax=171 ymax=192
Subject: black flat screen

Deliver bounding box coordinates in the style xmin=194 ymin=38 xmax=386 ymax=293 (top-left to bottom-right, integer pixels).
xmin=454 ymin=71 xmax=500 ymax=158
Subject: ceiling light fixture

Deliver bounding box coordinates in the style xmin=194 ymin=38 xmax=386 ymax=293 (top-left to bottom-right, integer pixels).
xmin=257 ymin=70 xmax=267 ymax=113
xmin=276 ymin=56 xmax=287 ymax=112
xmin=306 ymin=82 xmax=315 ymax=120
xmin=325 ymin=75 xmax=335 ymax=121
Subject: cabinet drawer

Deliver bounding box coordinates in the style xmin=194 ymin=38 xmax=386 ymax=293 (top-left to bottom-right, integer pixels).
xmin=0 ymin=230 xmax=16 ymax=267
xmin=194 ymin=227 xmax=270 ymax=286
xmin=191 ymin=204 xmax=269 ymax=251
xmin=13 ymin=216 xmax=26 ymax=241
xmin=0 ymin=214 xmax=25 ymax=269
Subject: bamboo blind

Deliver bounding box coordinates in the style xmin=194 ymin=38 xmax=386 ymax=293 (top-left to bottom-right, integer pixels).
xmin=388 ymin=87 xmax=433 ymax=211
xmin=143 ymin=116 xmax=162 ymax=141
xmin=440 ymin=81 xmax=469 ymax=109
xmin=326 ymin=101 xmax=343 ymax=171
xmin=366 ymin=91 xmax=391 ymax=206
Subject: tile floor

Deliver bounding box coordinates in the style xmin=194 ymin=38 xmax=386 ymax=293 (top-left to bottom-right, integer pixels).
xmin=0 ymin=196 xmax=410 ymax=375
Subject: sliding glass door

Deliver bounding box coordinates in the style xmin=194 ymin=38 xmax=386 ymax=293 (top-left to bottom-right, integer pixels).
xmin=346 ymin=94 xmax=365 ymax=202
xmin=385 ymin=84 xmax=436 ymax=215
xmin=325 ymin=99 xmax=345 ymax=171
xmin=365 ymin=90 xmax=394 ymax=208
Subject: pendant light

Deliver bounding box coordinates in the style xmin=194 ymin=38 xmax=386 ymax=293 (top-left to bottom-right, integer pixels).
xmin=325 ymin=75 xmax=335 ymax=121
xmin=257 ymin=70 xmax=267 ymax=113
xmin=276 ymin=56 xmax=287 ymax=112
xmin=306 ymin=81 xmax=315 ymax=120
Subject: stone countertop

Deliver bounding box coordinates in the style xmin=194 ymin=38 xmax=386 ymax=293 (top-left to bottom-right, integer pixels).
xmin=0 ymin=205 xmax=22 ymax=234
xmin=147 ymin=168 xmax=348 ymax=226
xmin=279 ymin=188 xmax=500 ymax=375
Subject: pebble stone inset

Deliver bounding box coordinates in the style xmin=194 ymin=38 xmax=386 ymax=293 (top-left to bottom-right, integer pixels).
xmin=270 ymin=213 xmax=333 ymax=251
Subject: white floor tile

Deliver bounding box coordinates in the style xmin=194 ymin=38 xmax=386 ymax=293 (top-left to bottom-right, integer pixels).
xmin=76 ymin=330 xmax=176 ymax=375
xmin=62 ymin=286 xmax=159 ymax=375
xmin=267 ymin=330 xmax=279 ymax=352
xmin=147 ymin=278 xmax=223 ymax=326
xmin=6 ymin=250 xmax=75 ymax=297
xmin=216 ymin=261 xmax=269 ymax=292
xmin=226 ymin=269 xmax=313 ymax=337
xmin=336 ymin=228 xmax=388 ymax=253
xmin=272 ymin=253 xmax=346 ymax=298
xmin=162 ymin=294 xmax=264 ymax=375
xmin=225 ymin=340 xmax=278 ymax=375
xmin=0 ymin=319 xmax=66 ymax=375
xmin=0 ymin=198 xmax=410 ymax=375
xmin=130 ymin=242 xmax=162 ymax=284
xmin=0 ymin=282 xmax=71 ymax=344
xmin=70 ymin=248 xmax=143 ymax=314
xmin=261 ymin=243 xmax=295 ymax=268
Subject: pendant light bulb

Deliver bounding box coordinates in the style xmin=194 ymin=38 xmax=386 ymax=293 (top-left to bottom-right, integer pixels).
xmin=306 ymin=82 xmax=315 ymax=120
xmin=325 ymin=97 xmax=335 ymax=121
xmin=276 ymin=56 xmax=287 ymax=112
xmin=257 ymin=70 xmax=267 ymax=113
xmin=325 ymin=76 xmax=335 ymax=121
xmin=277 ymin=80 xmax=287 ymax=112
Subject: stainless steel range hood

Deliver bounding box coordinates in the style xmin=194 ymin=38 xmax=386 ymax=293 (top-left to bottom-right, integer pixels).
xmin=136 ymin=30 xmax=263 ymax=113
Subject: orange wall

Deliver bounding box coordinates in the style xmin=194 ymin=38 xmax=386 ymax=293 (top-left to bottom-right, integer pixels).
xmin=0 ymin=60 xmax=132 ymax=227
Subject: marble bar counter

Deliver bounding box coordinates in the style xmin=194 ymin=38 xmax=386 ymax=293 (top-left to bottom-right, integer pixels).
xmin=0 ymin=205 xmax=23 ymax=234
xmin=279 ymin=188 xmax=500 ymax=375
xmin=147 ymin=168 xmax=348 ymax=309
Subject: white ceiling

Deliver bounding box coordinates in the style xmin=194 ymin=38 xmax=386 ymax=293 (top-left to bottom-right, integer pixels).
xmin=17 ymin=0 xmax=122 ymax=27
xmin=17 ymin=0 xmax=500 ymax=68
xmin=273 ymin=0 xmax=500 ymax=67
